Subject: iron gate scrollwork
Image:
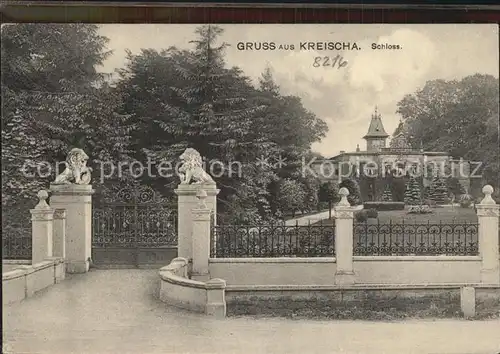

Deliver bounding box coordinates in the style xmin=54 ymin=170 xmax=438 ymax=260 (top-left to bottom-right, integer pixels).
xmin=92 ymin=185 xmax=177 ymax=249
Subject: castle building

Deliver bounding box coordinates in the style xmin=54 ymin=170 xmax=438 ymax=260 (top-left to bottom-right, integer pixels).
xmin=312 ymin=107 xmax=470 ymax=201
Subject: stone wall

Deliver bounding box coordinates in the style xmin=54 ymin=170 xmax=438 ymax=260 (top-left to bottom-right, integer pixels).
xmin=158 ymin=257 xmax=226 ymax=318
xmin=2 ymin=258 xmax=65 ymax=305
xmin=208 ymin=256 xmax=483 ymax=287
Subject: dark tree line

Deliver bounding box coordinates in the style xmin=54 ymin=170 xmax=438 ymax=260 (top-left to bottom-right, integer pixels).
xmin=2 ymin=24 xmax=328 ymax=223
xmin=395 ymin=74 xmax=499 ymax=197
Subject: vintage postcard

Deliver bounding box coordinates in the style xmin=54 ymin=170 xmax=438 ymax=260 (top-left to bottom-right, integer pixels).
xmin=2 ymin=23 xmax=499 ymax=354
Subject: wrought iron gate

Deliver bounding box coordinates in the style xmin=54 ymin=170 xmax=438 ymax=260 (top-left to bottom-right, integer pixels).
xmin=91 ymin=185 xmax=177 ymax=267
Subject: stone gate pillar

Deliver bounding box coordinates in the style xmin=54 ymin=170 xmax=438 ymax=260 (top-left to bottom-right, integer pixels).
xmin=174 ymin=148 xmax=219 ymax=262
xmin=30 ymin=190 xmax=54 ymax=264
xmin=49 ymin=148 xmax=94 ymax=274
xmin=191 ymin=189 xmax=212 ymax=281
xmin=52 ymin=209 xmax=66 ymax=259
xmin=334 ymin=187 xmax=363 ymax=285
xmin=175 ymin=183 xmax=219 ymax=261
xmin=476 ymin=185 xmax=500 ymax=285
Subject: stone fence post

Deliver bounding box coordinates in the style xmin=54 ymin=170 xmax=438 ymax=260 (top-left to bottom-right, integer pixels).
xmin=334 ymin=187 xmax=363 ymax=285
xmin=175 ymin=183 xmax=219 ymax=261
xmin=476 ymin=185 xmax=500 ymax=285
xmin=191 ymin=189 xmax=212 ymax=281
xmin=30 ymin=190 xmax=54 ymax=264
xmin=52 ymin=209 xmax=66 ymax=259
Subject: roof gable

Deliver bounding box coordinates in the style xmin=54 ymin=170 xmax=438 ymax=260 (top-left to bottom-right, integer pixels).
xmin=363 ymin=107 xmax=389 ymax=139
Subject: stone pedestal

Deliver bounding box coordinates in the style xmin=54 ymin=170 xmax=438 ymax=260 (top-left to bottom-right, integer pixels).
xmin=52 ymin=209 xmax=66 ymax=258
xmin=174 ymin=183 xmax=219 ymax=261
xmin=30 ymin=191 xmax=54 ymax=264
xmin=476 ymin=185 xmax=500 ymax=285
xmin=460 ymin=286 xmax=476 ymax=319
xmin=334 ymin=188 xmax=362 ymax=285
xmin=49 ymin=184 xmax=94 ymax=274
xmin=205 ymin=278 xmax=226 ymax=318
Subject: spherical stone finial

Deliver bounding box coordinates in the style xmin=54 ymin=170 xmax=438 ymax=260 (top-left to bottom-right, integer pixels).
xmin=482 ymin=185 xmax=494 ymax=196
xmin=37 ymin=190 xmax=49 ymax=201
xmin=339 ymin=187 xmax=350 ymax=197
xmin=35 ymin=190 xmax=50 ymax=209
xmin=338 ymin=187 xmax=351 ymax=206
xmin=480 ymin=185 xmax=496 ymax=205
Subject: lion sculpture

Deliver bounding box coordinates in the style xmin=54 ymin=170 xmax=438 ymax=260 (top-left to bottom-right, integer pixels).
xmin=53 ymin=148 xmax=92 ymax=185
xmin=178 ymin=148 xmax=215 ymax=185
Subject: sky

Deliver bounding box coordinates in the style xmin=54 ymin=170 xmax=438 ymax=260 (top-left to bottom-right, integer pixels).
xmin=98 ymin=24 xmax=499 ymax=158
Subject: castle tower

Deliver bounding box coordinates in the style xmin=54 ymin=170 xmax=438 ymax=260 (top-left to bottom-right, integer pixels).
xmin=363 ymin=107 xmax=389 ymax=152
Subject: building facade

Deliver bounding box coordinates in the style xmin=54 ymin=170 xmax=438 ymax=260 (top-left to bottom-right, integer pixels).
xmin=312 ymin=108 xmax=470 ymax=201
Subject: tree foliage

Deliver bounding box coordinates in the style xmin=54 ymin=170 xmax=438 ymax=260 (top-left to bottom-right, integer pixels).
xmin=2 ymin=24 xmax=133 ymax=207
xmin=277 ymin=179 xmax=307 ymax=218
xmin=2 ymin=24 xmax=329 ymax=224
xmin=116 ymin=25 xmax=328 ymax=221
xmin=396 ymin=74 xmax=499 ymax=188
xmin=318 ymin=181 xmax=339 ymax=206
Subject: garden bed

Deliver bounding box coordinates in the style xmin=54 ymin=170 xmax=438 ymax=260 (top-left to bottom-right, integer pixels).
xmin=227 ymin=295 xmax=462 ymax=320
xmin=227 ymin=294 xmax=500 ymax=321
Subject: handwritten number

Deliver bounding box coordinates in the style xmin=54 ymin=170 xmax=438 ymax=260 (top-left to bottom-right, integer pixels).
xmin=313 ymin=55 xmax=348 ymax=69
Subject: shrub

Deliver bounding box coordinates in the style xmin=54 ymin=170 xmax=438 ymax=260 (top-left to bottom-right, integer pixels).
xmin=428 ymin=176 xmax=448 ymax=205
xmin=447 ymin=177 xmax=466 ymax=197
xmin=277 ymin=178 xmax=307 ymax=217
xmin=407 ymin=205 xmax=433 ymax=214
xmin=363 ymin=201 xmax=405 ymax=211
xmin=459 ymin=193 xmax=473 ymax=208
xmin=381 ymin=185 xmax=393 ymax=201
xmin=366 ymin=208 xmax=378 ymax=219
xmin=404 ymin=177 xmax=421 ymax=205
xmin=423 ymin=199 xmax=437 ymax=208
xmin=354 ymin=210 xmax=368 ymax=223
xmin=318 ymin=181 xmax=339 ymax=209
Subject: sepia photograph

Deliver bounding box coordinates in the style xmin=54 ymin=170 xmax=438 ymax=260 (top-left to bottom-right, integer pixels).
xmin=2 ymin=23 xmax=500 ymax=353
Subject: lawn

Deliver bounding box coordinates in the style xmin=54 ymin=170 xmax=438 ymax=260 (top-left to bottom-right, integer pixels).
xmin=368 ymin=206 xmax=478 ymax=224
xmin=283 ymin=208 xmax=330 ymax=221
xmin=314 ymin=206 xmax=478 ymax=225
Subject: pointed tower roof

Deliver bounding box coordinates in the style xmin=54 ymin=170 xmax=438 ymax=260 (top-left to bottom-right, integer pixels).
xmin=363 ymin=106 xmax=389 ymax=139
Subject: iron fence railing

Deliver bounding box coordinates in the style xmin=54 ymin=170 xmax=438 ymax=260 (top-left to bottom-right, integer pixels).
xmin=353 ymin=220 xmax=479 ymax=256
xmin=92 ymin=206 xmax=177 ymax=248
xmin=211 ymin=222 xmax=335 ymax=258
xmin=2 ymin=214 xmax=32 ymax=260
xmin=91 ymin=185 xmax=178 ymax=248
